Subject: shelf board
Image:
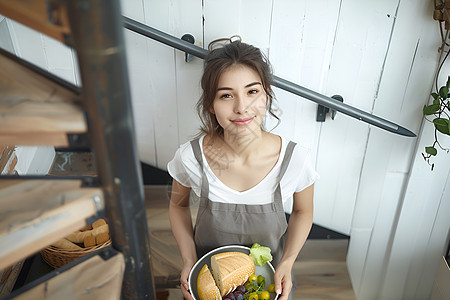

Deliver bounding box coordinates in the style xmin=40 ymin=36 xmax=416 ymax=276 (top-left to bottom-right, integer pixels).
xmin=0 ymin=0 xmax=70 ymax=43
xmin=0 ymin=52 xmax=86 ymax=147
xmin=9 ymin=248 xmax=124 ymax=300
xmin=0 ymin=179 xmax=103 ymax=270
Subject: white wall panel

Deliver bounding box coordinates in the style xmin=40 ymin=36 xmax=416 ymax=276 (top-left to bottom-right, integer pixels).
xmin=137 ymin=0 xmax=203 ymax=169
xmin=124 ymin=29 xmax=157 ymax=166
xmin=381 ymin=127 xmax=450 ymax=300
xmin=0 ymin=17 xmax=14 ymax=52
xmin=269 ymin=0 xmax=339 ymax=150
xmin=346 ymin=227 xmax=372 ymax=296
xmin=41 ymin=36 xmax=77 ymax=84
xmin=6 ymin=19 xmax=46 ymax=68
xmin=357 ymin=172 xmax=407 ymax=299
xmin=315 ymin=0 xmax=398 ymax=235
xmin=203 ymin=0 xmax=272 ymax=49
xmin=349 ymin=0 xmax=444 ymax=298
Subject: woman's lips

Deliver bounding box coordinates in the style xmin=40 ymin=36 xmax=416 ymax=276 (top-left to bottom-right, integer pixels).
xmin=231 ymin=117 xmax=254 ymax=126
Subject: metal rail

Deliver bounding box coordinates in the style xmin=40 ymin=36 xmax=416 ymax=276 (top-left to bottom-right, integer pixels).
xmin=123 ymin=16 xmax=416 ymax=137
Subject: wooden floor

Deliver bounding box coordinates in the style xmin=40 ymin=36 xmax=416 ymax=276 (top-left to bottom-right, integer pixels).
xmin=145 ymin=186 xmax=355 ymax=300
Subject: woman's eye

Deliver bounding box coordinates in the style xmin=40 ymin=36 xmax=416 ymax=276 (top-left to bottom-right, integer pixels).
xmin=248 ymin=89 xmax=259 ymax=95
xmin=220 ymin=93 xmax=232 ymax=99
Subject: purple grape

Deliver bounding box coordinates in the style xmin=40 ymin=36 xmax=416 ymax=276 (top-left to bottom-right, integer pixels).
xmin=234 ymin=291 xmax=244 ymax=300
xmin=236 ymin=285 xmax=246 ymax=293
xmin=225 ymin=293 xmax=236 ymax=300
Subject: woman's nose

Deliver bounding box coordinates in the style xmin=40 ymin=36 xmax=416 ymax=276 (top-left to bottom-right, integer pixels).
xmin=234 ymin=95 xmax=248 ymax=114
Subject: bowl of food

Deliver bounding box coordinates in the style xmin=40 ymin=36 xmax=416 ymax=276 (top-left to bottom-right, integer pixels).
xmin=188 ymin=245 xmax=279 ymax=300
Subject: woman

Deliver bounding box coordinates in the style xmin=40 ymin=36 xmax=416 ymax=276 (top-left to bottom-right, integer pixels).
xmin=168 ymin=37 xmax=318 ymax=300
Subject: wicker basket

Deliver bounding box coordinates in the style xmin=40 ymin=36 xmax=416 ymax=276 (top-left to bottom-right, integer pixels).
xmin=40 ymin=240 xmax=112 ymax=269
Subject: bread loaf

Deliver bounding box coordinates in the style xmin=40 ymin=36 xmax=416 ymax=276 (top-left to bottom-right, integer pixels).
xmin=92 ymin=218 xmax=106 ymax=228
xmin=196 ymin=252 xmax=255 ymax=299
xmin=197 ymin=264 xmax=221 ymax=300
xmin=211 ymin=252 xmax=255 ymax=297
xmin=65 ymin=224 xmax=109 ymax=243
xmin=51 ymin=238 xmax=83 ymax=250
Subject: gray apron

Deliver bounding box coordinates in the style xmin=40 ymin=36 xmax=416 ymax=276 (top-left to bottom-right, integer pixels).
xmin=190 ymin=138 xmax=296 ymax=299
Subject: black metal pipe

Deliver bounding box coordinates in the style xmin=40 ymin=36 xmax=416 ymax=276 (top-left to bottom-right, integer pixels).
xmin=123 ymin=16 xmax=416 ymax=137
xmin=67 ymin=1 xmax=156 ymax=299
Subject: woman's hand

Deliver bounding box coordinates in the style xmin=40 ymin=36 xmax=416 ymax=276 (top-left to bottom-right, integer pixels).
xmin=180 ymin=262 xmax=195 ymax=300
xmin=273 ymin=262 xmax=293 ymax=300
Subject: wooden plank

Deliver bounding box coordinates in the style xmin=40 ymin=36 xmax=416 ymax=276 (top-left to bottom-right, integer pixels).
xmin=431 ymin=257 xmax=450 ymax=300
xmin=0 ymin=145 xmax=14 ymax=173
xmin=0 ymin=260 xmax=23 ymax=297
xmin=0 ymin=0 xmax=70 ymax=43
xmin=0 ymin=133 xmax=69 ymax=147
xmin=0 ymin=52 xmax=85 ymax=134
xmin=13 ymin=251 xmax=124 ymax=300
xmin=0 ymin=180 xmax=103 ymax=270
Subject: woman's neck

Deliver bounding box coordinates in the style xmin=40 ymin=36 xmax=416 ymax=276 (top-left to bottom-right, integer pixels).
xmin=221 ymin=130 xmax=265 ymax=160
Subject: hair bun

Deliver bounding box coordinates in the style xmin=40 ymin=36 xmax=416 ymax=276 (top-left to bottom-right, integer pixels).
xmin=208 ymin=35 xmax=242 ymax=52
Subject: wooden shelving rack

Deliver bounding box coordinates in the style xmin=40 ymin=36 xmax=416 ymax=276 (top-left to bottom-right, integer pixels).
xmin=0 ymin=0 xmax=156 ymax=299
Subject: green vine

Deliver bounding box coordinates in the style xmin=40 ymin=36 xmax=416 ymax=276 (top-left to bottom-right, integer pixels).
xmin=422 ymin=75 xmax=450 ymax=170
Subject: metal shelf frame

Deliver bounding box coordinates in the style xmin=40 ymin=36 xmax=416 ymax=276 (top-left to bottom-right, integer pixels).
xmin=65 ymin=1 xmax=156 ymax=299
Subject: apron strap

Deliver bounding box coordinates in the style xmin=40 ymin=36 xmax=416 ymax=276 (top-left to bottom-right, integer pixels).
xmin=190 ymin=138 xmax=209 ymax=203
xmin=279 ymin=141 xmax=297 ymax=181
xmin=274 ymin=141 xmax=297 ymax=205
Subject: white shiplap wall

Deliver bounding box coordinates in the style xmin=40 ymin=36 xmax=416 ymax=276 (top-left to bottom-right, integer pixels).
xmin=1 ymin=0 xmax=449 ymax=299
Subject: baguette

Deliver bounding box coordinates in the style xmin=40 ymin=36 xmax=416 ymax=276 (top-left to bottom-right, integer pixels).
xmin=197 ymin=264 xmax=221 ymax=300
xmin=211 ymin=252 xmax=255 ymax=297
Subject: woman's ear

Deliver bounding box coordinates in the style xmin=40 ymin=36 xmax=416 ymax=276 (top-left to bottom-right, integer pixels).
xmin=210 ymin=107 xmax=215 ymax=114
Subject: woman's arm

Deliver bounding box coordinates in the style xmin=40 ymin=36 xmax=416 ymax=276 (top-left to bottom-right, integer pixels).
xmin=274 ymin=184 xmax=314 ymax=300
xmin=169 ymin=179 xmax=197 ymax=299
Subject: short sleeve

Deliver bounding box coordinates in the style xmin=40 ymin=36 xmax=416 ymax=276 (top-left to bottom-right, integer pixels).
xmin=294 ymin=146 xmax=319 ymax=193
xmin=167 ymin=141 xmax=202 ymax=195
xmin=167 ymin=147 xmax=191 ymax=188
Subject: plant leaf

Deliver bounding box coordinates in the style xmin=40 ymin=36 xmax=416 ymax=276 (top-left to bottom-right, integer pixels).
xmin=433 ymin=118 xmax=450 ymax=135
xmin=446 ymin=76 xmax=450 ymax=88
xmin=439 ymin=86 xmax=449 ymax=99
xmin=423 ymin=104 xmax=440 ymax=115
xmin=432 ymin=92 xmax=439 ymax=100
xmin=425 ymin=146 xmax=437 ymax=156
xmin=433 ymin=98 xmax=440 ymax=105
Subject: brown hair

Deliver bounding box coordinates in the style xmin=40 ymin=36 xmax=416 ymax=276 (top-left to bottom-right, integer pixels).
xmin=196 ymin=36 xmax=279 ymax=137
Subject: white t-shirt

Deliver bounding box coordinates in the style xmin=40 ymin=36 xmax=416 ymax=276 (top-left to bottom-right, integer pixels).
xmin=167 ymin=135 xmax=319 ymax=213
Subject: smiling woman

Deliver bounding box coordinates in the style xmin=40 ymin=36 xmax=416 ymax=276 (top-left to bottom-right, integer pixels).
xmin=167 ymin=37 xmax=319 ymax=300
xmin=211 ymin=64 xmax=267 ymax=139
xmin=196 ymin=37 xmax=279 ymax=138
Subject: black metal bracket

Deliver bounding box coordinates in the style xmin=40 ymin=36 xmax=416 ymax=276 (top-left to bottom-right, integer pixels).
xmin=66 ymin=133 xmax=91 ymax=150
xmin=181 ymin=34 xmax=195 ymax=63
xmin=316 ymin=95 xmax=344 ymax=122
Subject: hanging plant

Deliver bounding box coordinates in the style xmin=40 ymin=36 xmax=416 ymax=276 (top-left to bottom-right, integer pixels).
xmin=422 ymin=76 xmax=450 ymax=170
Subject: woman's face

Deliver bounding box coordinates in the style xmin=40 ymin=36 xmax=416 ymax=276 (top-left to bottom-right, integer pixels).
xmin=211 ymin=64 xmax=267 ymax=138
